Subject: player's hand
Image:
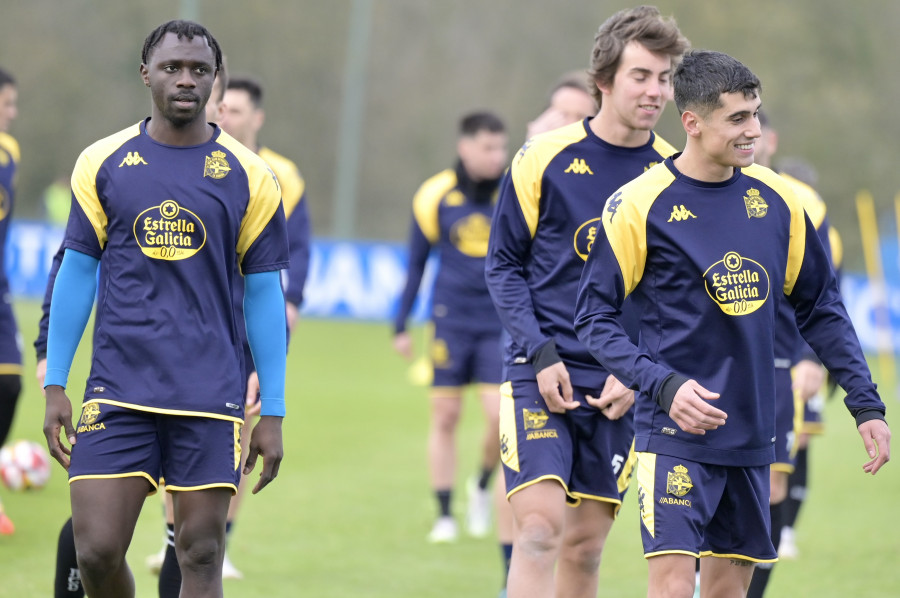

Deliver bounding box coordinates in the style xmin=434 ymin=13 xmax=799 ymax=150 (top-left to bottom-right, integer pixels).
xmin=36 ymin=358 xmax=47 ymax=398
xmin=792 ymin=359 xmax=825 ymax=402
xmin=244 ymin=415 xmax=284 ymax=493
xmin=585 ymin=374 xmax=634 ymax=420
xmin=668 ymin=380 xmax=726 ymax=435
xmin=859 ymin=419 xmax=890 ymax=475
xmin=244 ymin=371 xmax=261 ymax=417
xmin=393 ymin=331 xmax=413 ymax=361
xmin=286 ymin=302 xmax=300 ymax=333
xmin=43 ymin=385 xmax=76 ymax=469
xmin=536 ymin=361 xmax=579 ymax=413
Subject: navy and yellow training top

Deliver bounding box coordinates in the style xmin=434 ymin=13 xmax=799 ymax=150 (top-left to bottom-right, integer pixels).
xmin=486 ymin=119 xmax=675 ymax=388
xmin=574 ymin=156 xmax=884 ymax=467
xmin=60 ymin=119 xmax=288 ymax=420
xmin=0 ymin=132 xmax=22 ymax=372
xmin=394 ymin=161 xmax=501 ymax=335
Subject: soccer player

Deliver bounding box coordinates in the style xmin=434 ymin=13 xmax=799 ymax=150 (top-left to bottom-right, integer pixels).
xmin=574 ymin=49 xmax=890 ymax=598
xmin=37 ymin=59 xmax=234 ymax=598
xmin=485 ymin=7 xmax=688 ymax=598
xmin=0 ymin=66 xmax=23 ymax=538
xmin=393 ymin=111 xmax=509 ymax=547
xmin=41 ymin=20 xmax=289 ymax=598
xmin=526 ymin=71 xmax=597 ymax=139
xmin=745 ymin=110 xmax=832 ymax=598
xmin=214 ymin=74 xmax=311 ymax=579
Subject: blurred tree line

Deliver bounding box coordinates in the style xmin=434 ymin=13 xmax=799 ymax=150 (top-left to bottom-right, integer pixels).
xmin=2 ymin=0 xmax=899 ymax=271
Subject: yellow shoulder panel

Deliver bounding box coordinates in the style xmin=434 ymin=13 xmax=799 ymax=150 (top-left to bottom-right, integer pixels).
xmin=0 ymin=133 xmax=20 ymax=163
xmin=602 ymin=163 xmax=675 ymax=295
xmin=651 ymin=134 xmax=678 ymax=160
xmin=217 ymin=133 xmax=283 ymax=264
xmin=412 ymin=169 xmax=456 ymax=244
xmin=72 ymin=123 xmax=143 ymax=249
xmin=781 ymin=173 xmax=826 ymax=229
xmin=829 ymin=226 xmax=843 ymax=269
xmin=743 ymin=164 xmax=807 ymax=295
xmin=258 ymin=146 xmax=305 ymax=218
xmin=511 ymin=122 xmax=589 ymax=237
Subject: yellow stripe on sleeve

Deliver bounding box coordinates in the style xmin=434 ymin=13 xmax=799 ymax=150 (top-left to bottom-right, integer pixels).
xmin=510 ymin=122 xmax=589 ymax=238
xmin=829 ymin=226 xmax=843 ymax=270
xmin=744 ymin=165 xmax=807 ymax=295
xmin=651 ymin=134 xmax=678 ymax=160
xmin=71 ymin=123 xmax=143 ymax=249
xmin=258 ymin=146 xmax=305 ymax=218
xmin=782 ymin=173 xmax=826 ymax=229
xmin=0 ymin=132 xmax=20 ymax=164
xmin=602 ymin=164 xmax=674 ymax=295
xmin=218 ymin=135 xmax=284 ymax=266
xmin=411 ymin=170 xmax=456 ymax=244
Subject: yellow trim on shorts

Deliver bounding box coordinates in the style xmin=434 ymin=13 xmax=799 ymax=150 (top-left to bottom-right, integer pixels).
xmin=69 ymin=472 xmax=159 ymax=495
xmin=568 ymin=492 xmax=624 ymax=516
xmin=645 ymin=549 xmax=700 ymax=559
xmin=165 ymin=482 xmax=238 ymax=494
xmin=506 ymin=474 xmax=568 ymax=501
xmin=771 ymin=462 xmax=795 ymax=474
xmin=82 ymin=398 xmax=244 ymax=424
xmin=0 ymin=364 xmax=22 ymax=375
xmin=699 ymin=550 xmax=777 ymax=564
xmin=801 ymin=422 xmax=825 ymax=435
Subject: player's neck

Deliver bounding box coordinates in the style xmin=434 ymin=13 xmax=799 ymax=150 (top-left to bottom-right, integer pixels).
xmin=145 ymin=115 xmax=213 ymax=146
xmin=673 ymin=145 xmax=735 ymax=183
xmin=589 ymin=110 xmax=652 ymax=148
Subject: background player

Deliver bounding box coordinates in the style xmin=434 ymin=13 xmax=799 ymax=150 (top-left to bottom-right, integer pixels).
xmin=42 ymin=20 xmax=289 ymax=598
xmin=485 ymin=7 xmax=688 ymax=598
xmin=0 ymin=66 xmax=23 ymax=537
xmin=574 ymin=49 xmax=889 ymax=598
xmin=526 ymin=71 xmax=597 ymax=139
xmin=745 ymin=109 xmax=833 ymax=598
xmin=392 ymin=111 xmax=510 ymax=553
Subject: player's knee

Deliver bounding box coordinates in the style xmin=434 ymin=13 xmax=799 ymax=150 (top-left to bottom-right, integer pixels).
xmin=432 ymin=405 xmax=461 ymax=431
xmin=176 ymin=535 xmax=223 ymax=572
xmin=560 ymin=531 xmax=606 ymax=572
xmin=74 ymin=536 xmax=127 ymax=576
xmin=515 ymin=511 xmax=564 ymax=557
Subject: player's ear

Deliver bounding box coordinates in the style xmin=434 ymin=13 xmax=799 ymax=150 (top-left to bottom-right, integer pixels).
xmin=681 ymin=109 xmax=701 ymax=138
xmin=140 ymin=64 xmax=150 ymax=87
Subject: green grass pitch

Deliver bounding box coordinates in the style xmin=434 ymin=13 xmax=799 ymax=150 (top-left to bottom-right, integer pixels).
xmin=0 ymin=300 xmax=897 ymax=597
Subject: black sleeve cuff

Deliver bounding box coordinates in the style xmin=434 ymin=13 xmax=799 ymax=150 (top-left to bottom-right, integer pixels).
xmin=35 ymin=350 xmax=47 ymax=361
xmin=531 ymin=339 xmax=562 ymax=375
xmin=851 ymin=407 xmax=886 ymax=428
xmin=656 ymin=373 xmax=690 ymax=414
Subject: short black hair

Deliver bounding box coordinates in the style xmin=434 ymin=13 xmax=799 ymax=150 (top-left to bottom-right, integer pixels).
xmin=227 ymin=77 xmax=264 ymax=108
xmin=673 ymin=50 xmax=760 ymax=116
xmin=459 ymin=111 xmax=505 ymax=137
xmin=0 ymin=67 xmax=15 ymax=90
xmin=141 ymin=20 xmax=223 ymax=73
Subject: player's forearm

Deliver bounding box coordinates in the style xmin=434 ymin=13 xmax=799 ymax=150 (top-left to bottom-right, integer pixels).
xmin=244 ymin=270 xmax=287 ymax=417
xmin=394 ymin=223 xmax=431 ymax=334
xmin=45 ymin=249 xmax=98 ymax=388
xmin=34 ymin=242 xmax=66 ymax=360
xmin=284 ymin=198 xmax=311 ymax=306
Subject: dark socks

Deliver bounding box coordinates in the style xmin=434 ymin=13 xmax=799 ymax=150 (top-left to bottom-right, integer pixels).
xmin=436 ymin=489 xmax=452 ymax=517
xmin=53 ymin=517 xmax=83 ymax=598
xmin=747 ymin=501 xmax=784 ymax=598
xmin=500 ymin=543 xmax=513 ymax=587
xmin=158 ymin=523 xmax=182 ymax=598
xmin=477 ymin=466 xmax=494 ymax=491
xmin=784 ymin=447 xmax=809 ymax=528
xmin=0 ymin=374 xmax=22 ymax=447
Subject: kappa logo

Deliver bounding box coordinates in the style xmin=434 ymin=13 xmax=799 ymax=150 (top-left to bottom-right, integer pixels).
xmin=667 ymin=205 xmax=697 ymax=222
xmin=119 ymin=152 xmax=148 ymax=167
xmin=644 ymin=161 xmax=660 ymax=172
xmin=564 ymin=158 xmax=594 ymax=175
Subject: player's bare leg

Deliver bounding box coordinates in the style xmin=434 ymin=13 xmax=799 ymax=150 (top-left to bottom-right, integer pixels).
xmin=699 ymin=556 xmax=754 ymax=598
xmin=171 ymin=487 xmax=232 ymax=598
xmin=506 ymin=480 xmax=567 ymax=598
xmin=647 ymin=553 xmax=696 ymax=598
xmin=427 ymin=388 xmax=463 ymax=540
xmin=468 ymin=384 xmax=504 ymax=538
xmin=556 ymin=499 xmax=615 ymax=598
xmin=70 ymin=477 xmax=152 ymax=598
